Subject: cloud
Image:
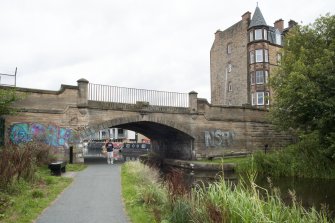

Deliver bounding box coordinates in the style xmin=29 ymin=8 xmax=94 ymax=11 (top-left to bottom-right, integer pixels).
xmin=0 ymin=0 xmax=334 ymax=101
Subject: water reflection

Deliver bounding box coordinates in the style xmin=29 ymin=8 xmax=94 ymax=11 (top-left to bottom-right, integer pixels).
xmin=256 ymin=176 xmax=335 ymax=217
xmin=167 ymin=167 xmax=335 ymax=218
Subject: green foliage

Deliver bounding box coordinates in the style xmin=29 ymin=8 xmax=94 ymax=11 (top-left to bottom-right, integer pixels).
xmin=0 ymin=88 xmax=21 ymax=116
xmin=30 ymin=190 xmax=44 ymax=199
xmin=239 ymin=132 xmax=335 ymax=178
xmin=167 ymin=198 xmax=192 ymax=223
xmin=0 ymin=142 xmax=57 ymax=190
xmin=121 ymin=161 xmax=161 ymax=223
xmin=122 ymin=160 xmax=332 ymax=223
xmin=0 ymin=145 xmax=36 ymax=189
xmin=270 ymin=14 xmax=335 ymax=158
xmin=0 ymin=166 xmax=72 ymax=223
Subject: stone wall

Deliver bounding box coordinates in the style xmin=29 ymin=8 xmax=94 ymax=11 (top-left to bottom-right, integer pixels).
xmin=210 ymin=13 xmax=250 ymax=106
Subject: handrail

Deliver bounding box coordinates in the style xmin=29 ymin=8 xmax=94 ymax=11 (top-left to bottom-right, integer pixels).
xmin=88 ymin=83 xmax=189 ymax=107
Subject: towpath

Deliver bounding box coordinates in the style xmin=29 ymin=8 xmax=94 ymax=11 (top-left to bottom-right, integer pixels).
xmin=36 ymin=160 xmax=129 ymax=223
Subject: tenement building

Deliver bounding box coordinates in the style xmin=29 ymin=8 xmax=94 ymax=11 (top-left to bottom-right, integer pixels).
xmin=210 ymin=6 xmax=296 ymax=108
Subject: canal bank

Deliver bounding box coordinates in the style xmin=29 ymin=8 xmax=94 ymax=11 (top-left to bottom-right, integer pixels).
xmin=163 ymin=158 xmax=236 ymax=171
xmin=161 ymin=158 xmax=335 ymax=219
xmin=122 ymin=160 xmax=333 ymax=223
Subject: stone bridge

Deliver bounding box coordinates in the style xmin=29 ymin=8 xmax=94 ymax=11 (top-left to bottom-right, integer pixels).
xmin=2 ymin=79 xmax=293 ymax=160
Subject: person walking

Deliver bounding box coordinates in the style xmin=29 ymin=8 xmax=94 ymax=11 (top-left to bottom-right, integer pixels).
xmin=105 ymin=139 xmax=114 ymax=164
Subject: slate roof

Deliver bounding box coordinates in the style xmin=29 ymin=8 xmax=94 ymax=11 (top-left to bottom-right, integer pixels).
xmin=249 ymin=6 xmax=267 ymax=28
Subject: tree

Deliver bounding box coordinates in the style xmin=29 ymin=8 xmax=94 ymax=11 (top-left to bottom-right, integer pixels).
xmin=270 ymin=14 xmax=335 ymax=158
xmin=0 ymin=88 xmax=19 ymax=116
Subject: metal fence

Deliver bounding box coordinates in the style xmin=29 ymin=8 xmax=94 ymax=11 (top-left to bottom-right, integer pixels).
xmin=0 ymin=67 xmax=17 ymax=87
xmin=88 ymin=83 xmax=189 ymax=107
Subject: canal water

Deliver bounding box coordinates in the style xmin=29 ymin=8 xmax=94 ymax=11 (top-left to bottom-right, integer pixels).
xmin=83 ymin=144 xmax=335 ymax=218
xmin=172 ymin=168 xmax=335 ymax=218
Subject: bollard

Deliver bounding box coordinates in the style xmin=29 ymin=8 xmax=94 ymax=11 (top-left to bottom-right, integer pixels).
xmin=69 ymin=146 xmax=73 ymax=164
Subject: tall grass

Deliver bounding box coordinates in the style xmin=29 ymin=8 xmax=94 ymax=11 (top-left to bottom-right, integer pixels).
xmin=122 ymin=160 xmax=333 ymax=223
xmin=121 ymin=161 xmax=168 ymax=223
xmin=0 ymin=142 xmax=55 ymax=190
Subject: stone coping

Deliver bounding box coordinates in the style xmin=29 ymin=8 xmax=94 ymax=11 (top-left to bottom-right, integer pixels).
xmin=163 ymin=158 xmax=236 ymax=171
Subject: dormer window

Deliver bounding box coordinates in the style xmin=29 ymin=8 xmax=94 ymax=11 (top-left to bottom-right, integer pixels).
xmin=263 ymin=29 xmax=268 ymax=40
xmin=249 ymin=31 xmax=254 ymax=42
xmin=275 ymin=29 xmax=282 ymax=45
xmin=249 ymin=28 xmax=268 ymax=42
xmin=255 ymin=29 xmax=262 ymax=40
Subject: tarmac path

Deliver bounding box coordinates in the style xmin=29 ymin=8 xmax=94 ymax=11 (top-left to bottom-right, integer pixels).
xmin=35 ymin=160 xmax=130 ymax=223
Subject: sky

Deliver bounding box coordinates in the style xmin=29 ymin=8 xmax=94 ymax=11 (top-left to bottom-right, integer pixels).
xmin=0 ymin=0 xmax=334 ymax=101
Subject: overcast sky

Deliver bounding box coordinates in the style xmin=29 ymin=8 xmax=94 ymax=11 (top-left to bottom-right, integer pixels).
xmin=0 ymin=0 xmax=334 ymax=101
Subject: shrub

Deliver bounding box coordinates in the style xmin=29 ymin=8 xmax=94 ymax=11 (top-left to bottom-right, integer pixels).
xmin=238 ymin=132 xmax=335 ymax=178
xmin=0 ymin=142 xmax=55 ymax=190
xmin=0 ymin=145 xmax=36 ymax=189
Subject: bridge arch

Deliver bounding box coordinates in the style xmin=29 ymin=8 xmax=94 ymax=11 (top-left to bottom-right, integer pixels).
xmin=81 ymin=115 xmax=195 ymax=160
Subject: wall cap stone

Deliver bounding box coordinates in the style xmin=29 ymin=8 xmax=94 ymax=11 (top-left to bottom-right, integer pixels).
xmin=0 ymin=84 xmax=78 ymax=95
xmin=77 ymin=78 xmax=89 ymax=83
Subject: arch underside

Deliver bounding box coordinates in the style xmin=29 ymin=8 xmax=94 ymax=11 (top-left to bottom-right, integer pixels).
xmin=82 ymin=116 xmax=195 ymax=160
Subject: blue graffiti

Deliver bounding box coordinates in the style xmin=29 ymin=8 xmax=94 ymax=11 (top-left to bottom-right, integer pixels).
xmin=9 ymin=123 xmax=80 ymax=146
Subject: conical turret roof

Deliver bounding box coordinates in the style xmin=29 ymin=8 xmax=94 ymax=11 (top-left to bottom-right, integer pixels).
xmin=249 ymin=6 xmax=267 ymax=28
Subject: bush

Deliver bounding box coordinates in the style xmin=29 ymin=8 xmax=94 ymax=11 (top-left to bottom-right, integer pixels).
xmin=0 ymin=145 xmax=36 ymax=189
xmin=239 ymin=132 xmax=335 ymax=178
xmin=0 ymin=142 xmax=55 ymax=190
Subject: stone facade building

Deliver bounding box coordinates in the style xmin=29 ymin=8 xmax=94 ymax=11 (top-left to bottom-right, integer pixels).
xmin=210 ymin=6 xmax=296 ymax=108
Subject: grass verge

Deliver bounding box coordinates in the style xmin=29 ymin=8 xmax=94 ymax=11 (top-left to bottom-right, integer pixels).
xmin=121 ymin=161 xmax=163 ymax=223
xmin=0 ymin=167 xmax=72 ymax=223
xmin=0 ymin=163 xmax=86 ymax=223
xmin=66 ymin=163 xmax=87 ymax=172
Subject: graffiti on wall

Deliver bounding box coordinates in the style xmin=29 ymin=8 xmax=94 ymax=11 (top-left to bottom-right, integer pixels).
xmin=205 ymin=130 xmax=235 ymax=148
xmin=9 ymin=123 xmax=80 ymax=146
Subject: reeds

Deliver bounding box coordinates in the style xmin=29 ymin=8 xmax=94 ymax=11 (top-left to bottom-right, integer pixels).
xmin=123 ymin=160 xmax=333 ymax=223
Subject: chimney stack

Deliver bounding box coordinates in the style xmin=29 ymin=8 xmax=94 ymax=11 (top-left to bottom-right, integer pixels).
xmin=274 ymin=19 xmax=284 ymax=31
xmin=242 ymin=11 xmax=251 ymax=21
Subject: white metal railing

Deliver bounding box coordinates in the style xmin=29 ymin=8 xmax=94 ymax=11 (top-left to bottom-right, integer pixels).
xmin=88 ymin=83 xmax=189 ymax=107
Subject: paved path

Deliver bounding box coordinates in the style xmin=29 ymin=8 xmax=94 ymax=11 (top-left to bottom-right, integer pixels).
xmin=36 ymin=163 xmax=129 ymax=223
